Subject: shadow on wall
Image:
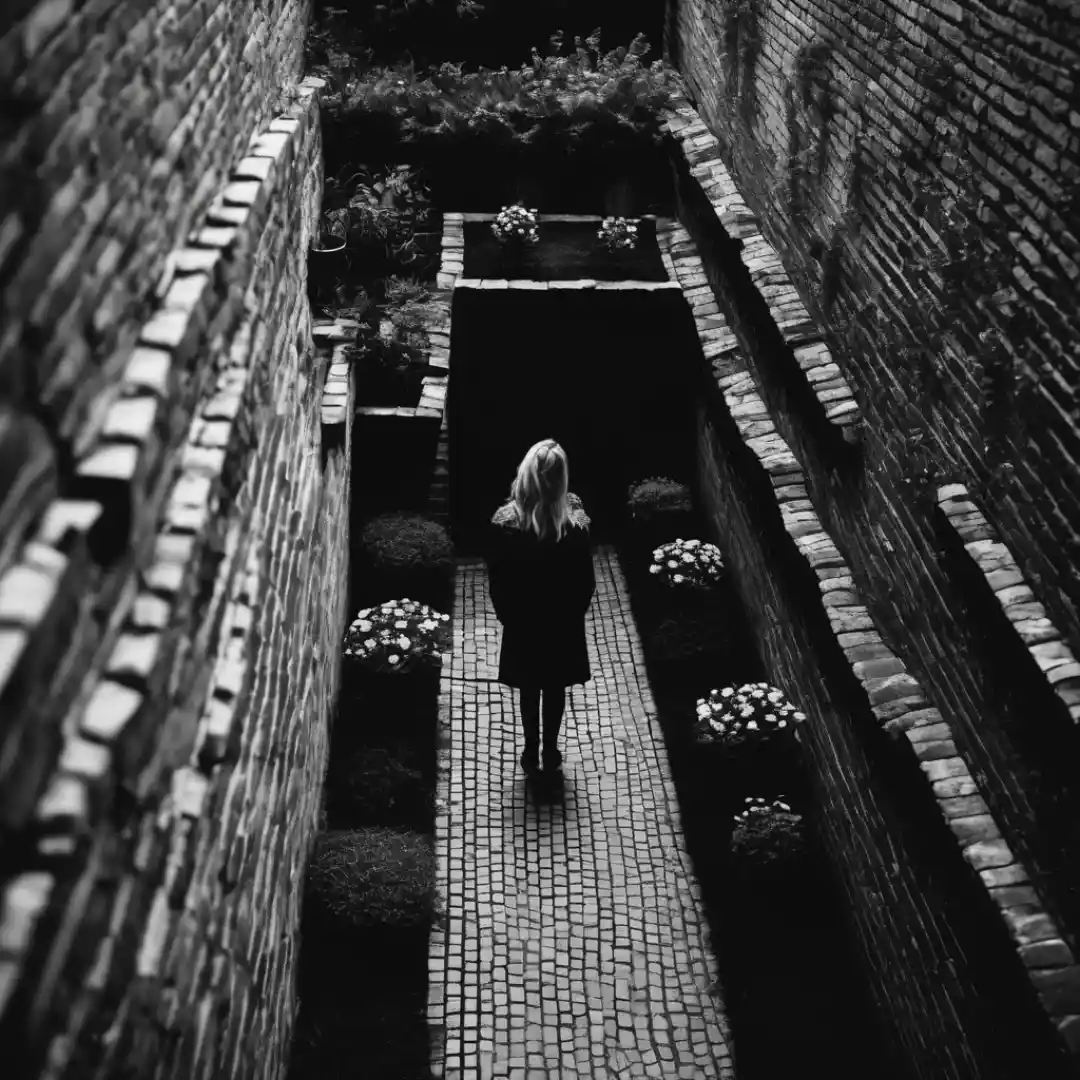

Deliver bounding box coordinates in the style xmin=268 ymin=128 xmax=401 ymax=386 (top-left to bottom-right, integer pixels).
xmin=448 ymin=287 xmax=700 ymax=553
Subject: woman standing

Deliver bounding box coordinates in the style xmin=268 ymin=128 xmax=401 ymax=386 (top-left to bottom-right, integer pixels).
xmin=487 ymin=439 xmax=596 ymax=778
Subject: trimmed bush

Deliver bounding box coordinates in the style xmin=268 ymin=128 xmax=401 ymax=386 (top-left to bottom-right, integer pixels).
xmin=359 ymin=512 xmax=454 ymax=575
xmin=647 ymin=608 xmax=730 ymax=663
xmin=626 ymin=476 xmax=693 ymax=522
xmin=307 ymin=827 xmax=441 ymax=931
xmin=324 ymin=745 xmax=431 ymax=830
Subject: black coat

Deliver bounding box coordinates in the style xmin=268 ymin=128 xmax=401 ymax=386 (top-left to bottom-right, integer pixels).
xmin=486 ymin=494 xmax=597 ymax=689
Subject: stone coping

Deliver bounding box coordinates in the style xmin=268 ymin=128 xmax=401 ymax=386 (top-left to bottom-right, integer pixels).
xmin=666 ymin=229 xmax=1080 ymax=1055
xmin=453 ymin=212 xmax=660 ymax=223
xmin=451 ymin=278 xmax=681 ymax=291
xmin=660 ymin=92 xmax=861 ymax=435
xmin=315 ymin=326 xmax=356 ymax=429
xmin=936 ymin=484 xmax=1080 ymax=726
xmin=0 ymin=77 xmax=327 ymax=1028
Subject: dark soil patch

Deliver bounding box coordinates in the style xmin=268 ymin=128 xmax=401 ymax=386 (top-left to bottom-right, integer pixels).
xmin=463 ymin=219 xmax=668 ymax=281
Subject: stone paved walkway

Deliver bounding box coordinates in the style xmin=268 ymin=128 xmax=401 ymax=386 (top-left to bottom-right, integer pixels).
xmin=428 ymin=547 xmax=735 ymax=1080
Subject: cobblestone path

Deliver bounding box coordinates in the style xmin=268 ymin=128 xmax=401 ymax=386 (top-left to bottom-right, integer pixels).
xmin=428 ymin=547 xmax=735 ymax=1080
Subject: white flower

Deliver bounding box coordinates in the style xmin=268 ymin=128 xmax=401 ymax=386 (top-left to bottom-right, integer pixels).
xmin=681 ymin=553 xmax=694 ymax=563
xmin=746 ymin=720 xmax=758 ymax=730
xmin=740 ymin=706 xmax=753 ymax=718
xmin=667 ymin=560 xmax=679 ymax=569
xmin=721 ymin=687 xmax=734 ymax=697
xmin=394 ymin=620 xmax=408 ymax=629
xmin=777 ymin=719 xmax=787 ymax=728
xmin=365 ymin=639 xmax=377 ymax=650
xmin=649 ymin=564 xmax=661 ymax=574
xmin=696 ymin=703 xmax=711 ymax=718
xmin=672 ymin=574 xmax=684 ymax=583
xmin=397 ymin=636 xmax=412 ymax=650
xmin=388 ymin=654 xmax=400 ymax=665
xmin=355 ymin=619 xmax=373 ymax=633
xmin=764 ymin=713 xmax=775 ymax=723
xmin=793 ymin=711 xmax=806 ymax=721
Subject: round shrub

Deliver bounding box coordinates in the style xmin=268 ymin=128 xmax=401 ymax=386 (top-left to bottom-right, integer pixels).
xmin=358 ymin=512 xmax=454 ymax=576
xmin=626 ymin=476 xmax=693 ymax=523
xmin=324 ymin=745 xmax=429 ymax=828
xmin=307 ymin=827 xmax=441 ymax=930
xmin=647 ymin=609 xmax=730 ymax=663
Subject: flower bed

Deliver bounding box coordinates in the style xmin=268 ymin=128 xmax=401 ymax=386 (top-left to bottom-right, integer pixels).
xmin=617 ymin=488 xmax=895 ymax=1078
xmin=292 ymin=515 xmax=451 ymax=1080
xmin=463 ymin=218 xmax=667 ymax=281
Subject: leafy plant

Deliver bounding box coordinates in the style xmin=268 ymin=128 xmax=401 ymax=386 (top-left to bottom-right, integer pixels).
xmin=334 ymin=31 xmax=680 ymax=147
xmin=322 ymin=163 xmax=434 ymax=269
xmin=306 ymin=828 xmax=442 ymax=929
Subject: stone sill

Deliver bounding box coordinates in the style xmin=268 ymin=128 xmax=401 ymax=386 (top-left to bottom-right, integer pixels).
xmin=660 ymin=90 xmax=862 ymax=439
xmin=699 ymin=333 xmax=1080 ymax=1044
xmin=448 ymin=213 xmax=661 ymax=223
xmin=451 ymin=278 xmax=681 ymax=291
xmin=936 ymin=483 xmax=1080 ymax=726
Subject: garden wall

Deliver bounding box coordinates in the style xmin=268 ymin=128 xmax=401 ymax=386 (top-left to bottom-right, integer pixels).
xmin=663 ymin=0 xmax=1080 ymax=658
xmin=0 ymin=4 xmax=355 ymax=1072
xmin=664 ymin=0 xmax=1080 ymax=949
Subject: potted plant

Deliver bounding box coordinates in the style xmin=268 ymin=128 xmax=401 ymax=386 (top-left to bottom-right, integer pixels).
xmin=342 ymin=596 xmax=451 ymax=730
xmin=646 ymin=537 xmax=725 ymax=618
xmin=597 ymin=216 xmax=639 ymax=252
xmin=692 ymin=682 xmax=807 ymax=801
xmin=308 ymin=208 xmax=349 ymax=305
xmin=729 ymin=796 xmax=812 ymax=896
xmin=491 ymin=203 xmax=539 ymax=274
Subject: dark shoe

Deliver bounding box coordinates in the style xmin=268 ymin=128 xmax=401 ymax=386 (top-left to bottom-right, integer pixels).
xmin=521 ymin=743 xmax=540 ymax=776
xmin=542 ymin=747 xmax=563 ymax=773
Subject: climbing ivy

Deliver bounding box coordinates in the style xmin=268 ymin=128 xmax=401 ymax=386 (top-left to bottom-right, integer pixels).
xmin=718 ymin=0 xmax=762 ymax=125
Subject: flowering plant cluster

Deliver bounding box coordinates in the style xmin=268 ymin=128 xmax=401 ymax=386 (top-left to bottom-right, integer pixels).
xmin=344 ymin=598 xmax=450 ymax=673
xmin=693 ymin=683 xmax=807 ymax=745
xmin=648 ymin=538 xmax=724 ymax=588
xmin=491 ymin=204 xmax=539 ymax=244
xmin=733 ymin=797 xmax=794 ymax=825
xmin=597 ymin=216 xmax=639 ymax=251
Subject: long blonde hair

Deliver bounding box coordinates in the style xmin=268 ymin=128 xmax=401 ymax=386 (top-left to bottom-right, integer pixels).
xmin=510 ymin=439 xmax=571 ymax=541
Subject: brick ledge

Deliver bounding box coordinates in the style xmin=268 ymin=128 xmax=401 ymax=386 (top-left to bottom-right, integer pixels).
xmin=661 ymin=92 xmax=861 ymax=438
xmin=936 ymin=483 xmax=1080 ymax=726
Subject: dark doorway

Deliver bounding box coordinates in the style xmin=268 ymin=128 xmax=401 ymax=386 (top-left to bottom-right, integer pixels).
xmin=448 ymin=287 xmax=700 ymax=554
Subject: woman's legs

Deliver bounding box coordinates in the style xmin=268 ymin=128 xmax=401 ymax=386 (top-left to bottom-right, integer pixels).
xmin=541 ymin=685 xmax=566 ymax=770
xmin=519 ymin=686 xmax=541 ymax=773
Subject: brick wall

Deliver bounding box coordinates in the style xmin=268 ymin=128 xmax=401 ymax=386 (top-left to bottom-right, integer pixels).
xmin=658 ymin=212 xmax=1079 ymax=1075
xmin=694 ymin=375 xmax=1077 ymax=1078
xmin=664 ymin=0 xmax=1080 ymax=655
xmin=664 ymin=0 xmax=1080 ymax=953
xmin=0 ymin=5 xmax=356 ymax=1076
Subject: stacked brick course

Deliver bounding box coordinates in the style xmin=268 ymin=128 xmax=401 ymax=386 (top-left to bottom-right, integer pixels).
xmin=0 ymin=4 xmax=353 ymax=1075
